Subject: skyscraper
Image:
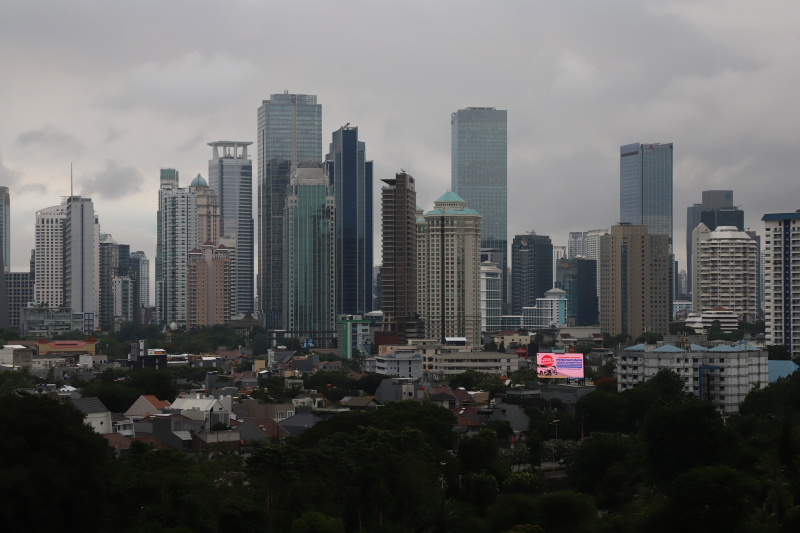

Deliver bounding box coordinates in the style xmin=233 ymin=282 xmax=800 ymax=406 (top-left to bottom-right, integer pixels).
xmin=686 ymin=190 xmax=742 ymax=295
xmin=325 ymin=125 xmax=373 ymax=316
xmin=189 ymin=174 xmax=220 ymax=247
xmin=762 ymin=212 xmax=800 ymax=357
xmin=283 ymin=165 xmax=336 ymax=345
xmin=0 ymin=186 xmax=9 ymax=273
xmin=417 ymin=192 xmax=482 ymax=346
xmin=380 ymin=171 xmax=420 ymax=342
xmin=208 ymin=141 xmax=253 ymax=316
xmin=599 ymin=224 xmax=670 ymax=337
xmin=511 ymin=232 xmax=553 ymax=315
xmin=63 ymin=195 xmax=99 ymax=333
xmin=155 ymin=169 xmax=198 ymax=327
xmin=258 ymin=93 xmax=322 ymax=329
xmin=98 ymin=233 xmax=120 ymax=330
xmin=129 ymin=251 xmax=150 ymax=309
xmin=187 ymin=243 xmax=231 ymax=328
xmin=619 ymin=142 xmax=673 ymax=241
xmin=451 ymin=107 xmax=508 ymax=310
xmin=34 ymin=202 xmax=67 ymax=307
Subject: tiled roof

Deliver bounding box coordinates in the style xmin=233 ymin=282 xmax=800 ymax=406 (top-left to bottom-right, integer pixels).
xmin=143 ymin=395 xmax=171 ymax=410
xmin=69 ymin=397 xmax=109 ymax=414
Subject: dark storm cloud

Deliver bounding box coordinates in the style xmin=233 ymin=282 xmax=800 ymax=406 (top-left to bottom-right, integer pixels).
xmin=81 ymin=160 xmax=143 ymax=200
xmin=16 ymin=125 xmax=85 ymax=154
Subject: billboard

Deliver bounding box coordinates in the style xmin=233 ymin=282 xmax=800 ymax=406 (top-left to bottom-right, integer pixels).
xmin=536 ymin=352 xmax=584 ymax=379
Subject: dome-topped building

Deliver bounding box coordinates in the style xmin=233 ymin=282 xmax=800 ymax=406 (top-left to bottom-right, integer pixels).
xmin=190 ymin=174 xmax=208 ymax=188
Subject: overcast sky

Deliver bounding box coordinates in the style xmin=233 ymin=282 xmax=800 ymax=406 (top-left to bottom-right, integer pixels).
xmin=2 ymin=1 xmax=799 ymax=290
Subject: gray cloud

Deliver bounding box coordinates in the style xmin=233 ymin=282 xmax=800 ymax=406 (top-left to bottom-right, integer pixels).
xmin=16 ymin=125 xmax=85 ymax=154
xmin=81 ymin=160 xmax=143 ymax=200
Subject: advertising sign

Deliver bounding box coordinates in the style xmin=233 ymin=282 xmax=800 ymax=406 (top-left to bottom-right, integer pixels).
xmin=536 ymin=352 xmax=584 ymax=379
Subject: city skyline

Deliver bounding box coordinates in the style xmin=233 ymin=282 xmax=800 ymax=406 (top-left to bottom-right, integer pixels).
xmin=2 ymin=2 xmax=800 ymax=284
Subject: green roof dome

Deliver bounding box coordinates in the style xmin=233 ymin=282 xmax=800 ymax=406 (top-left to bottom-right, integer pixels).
xmin=190 ymin=174 xmax=208 ymax=187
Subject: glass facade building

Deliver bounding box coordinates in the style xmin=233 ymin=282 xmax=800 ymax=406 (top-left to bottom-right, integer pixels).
xmin=619 ymin=143 xmax=673 ymax=242
xmin=208 ymin=141 xmax=254 ymax=317
xmin=555 ymin=258 xmax=598 ymax=326
xmin=283 ymin=165 xmax=336 ymax=345
xmin=325 ymin=126 xmax=373 ymax=316
xmin=451 ymin=108 xmax=508 ymax=309
xmin=511 ymin=232 xmax=553 ymax=315
xmin=0 ymin=186 xmax=9 ymax=274
xmin=258 ymin=93 xmax=322 ymax=329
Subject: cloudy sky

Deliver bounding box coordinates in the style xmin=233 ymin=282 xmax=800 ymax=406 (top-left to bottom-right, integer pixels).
xmin=2 ymin=1 xmax=799 ymax=289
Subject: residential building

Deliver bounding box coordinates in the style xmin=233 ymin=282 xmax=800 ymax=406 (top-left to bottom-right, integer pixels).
xmin=451 ymin=107 xmax=508 ymax=309
xmin=208 ymin=141 xmax=253 ymax=315
xmin=34 ymin=202 xmax=67 ymax=307
xmin=686 ymin=190 xmax=742 ymax=295
xmin=189 ymin=174 xmax=220 ymax=248
xmin=555 ymin=258 xmax=598 ymax=326
xmin=112 ymin=275 xmax=135 ymax=324
xmin=417 ymin=192 xmax=482 ymax=346
xmin=257 ymin=93 xmax=322 ymax=329
xmin=383 ymin=342 xmax=519 ymax=378
xmin=379 ymin=172 xmax=421 ymax=342
xmin=98 ymin=234 xmax=120 ymax=330
xmin=692 ymin=224 xmax=758 ymax=322
xmin=371 ymin=348 xmax=424 ymax=379
xmin=499 ymin=288 xmax=569 ymax=330
xmin=618 ymin=342 xmax=768 ymax=414
xmin=155 ymin=169 xmax=198 ymax=328
xmin=511 ymin=232 xmax=553 ymax=314
xmin=567 ymin=231 xmax=586 ymax=259
xmin=5 ymin=251 xmax=34 ymax=328
xmin=685 ymin=307 xmax=739 ymax=334
xmin=337 ymin=314 xmax=372 ymax=360
xmin=63 ymin=195 xmax=99 ymax=333
xmin=599 ymin=224 xmax=670 ymax=337
xmin=283 ymin=165 xmax=336 ymax=346
xmin=21 ymin=304 xmax=84 ymax=337
xmin=186 ymin=243 xmax=232 ymax=327
xmin=325 ymin=125 xmax=373 ymax=316
xmin=0 ymin=186 xmax=8 ymax=273
xmin=763 ymin=211 xmax=800 ymax=358
xmin=553 ymin=245 xmax=566 ymax=286
xmin=480 ymin=261 xmax=503 ymax=332
xmin=129 ymin=251 xmax=149 ymax=313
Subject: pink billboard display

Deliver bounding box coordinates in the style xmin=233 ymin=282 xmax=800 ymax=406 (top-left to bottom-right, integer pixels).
xmin=536 ymin=353 xmax=584 ymax=379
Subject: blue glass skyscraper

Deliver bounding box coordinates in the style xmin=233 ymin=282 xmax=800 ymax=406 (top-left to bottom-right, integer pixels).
xmin=451 ymin=108 xmax=508 ymax=310
xmin=619 ymin=142 xmax=673 ymax=243
xmin=325 ymin=126 xmax=373 ymax=316
xmin=258 ymin=93 xmax=322 ymax=329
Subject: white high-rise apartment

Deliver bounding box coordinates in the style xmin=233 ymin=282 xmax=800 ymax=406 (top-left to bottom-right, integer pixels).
xmin=417 ymin=192 xmax=482 ymax=346
xmin=763 ymin=212 xmax=800 ymax=358
xmin=691 ymin=224 xmax=758 ymax=322
xmin=63 ymin=195 xmax=100 ymax=333
xmin=155 ymin=169 xmax=198 ymax=327
xmin=34 ymin=202 xmax=67 ymax=306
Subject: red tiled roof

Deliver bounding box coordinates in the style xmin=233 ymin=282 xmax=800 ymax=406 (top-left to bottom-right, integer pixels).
xmin=143 ymin=395 xmax=171 ymax=410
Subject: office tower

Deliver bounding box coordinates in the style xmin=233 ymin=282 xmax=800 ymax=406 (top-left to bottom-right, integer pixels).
xmin=283 ymin=164 xmax=335 ymax=345
xmin=380 ymin=171 xmax=420 ymax=342
xmin=553 ymin=245 xmax=566 ymax=286
xmin=129 ymin=251 xmax=150 ymax=309
xmin=208 ymin=141 xmax=253 ymax=316
xmin=189 ymin=174 xmax=220 ymax=247
xmin=451 ymin=107 xmax=508 ymax=310
xmin=619 ymin=142 xmax=673 ymax=240
xmin=762 ymin=212 xmax=800 ymax=357
xmin=418 ymin=192 xmax=482 ymax=346
xmin=258 ymin=93 xmax=322 ymax=329
xmin=325 ymin=125 xmax=373 ymax=316
xmin=556 ymin=258 xmax=598 ymax=326
xmin=691 ymin=224 xmax=758 ymax=322
xmin=511 ymin=232 xmax=553 ymax=314
xmin=187 ymin=243 xmax=231 ymax=327
xmin=4 ymin=250 xmax=35 ymax=328
xmin=686 ymin=190 xmax=743 ymax=295
xmin=63 ymin=195 xmax=99 ymax=333
xmin=155 ymin=169 xmax=198 ymax=328
xmin=0 ymin=248 xmax=6 ymax=327
xmin=33 ymin=202 xmax=67 ymax=307
xmin=98 ymin=234 xmax=120 ymax=330
xmin=480 ymin=261 xmax=503 ymax=332
xmin=0 ymin=186 xmax=8 ymax=273
xmin=599 ymin=224 xmax=670 ymax=337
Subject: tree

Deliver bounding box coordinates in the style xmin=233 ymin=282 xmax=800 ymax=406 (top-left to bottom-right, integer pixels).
xmin=635 ymin=332 xmax=663 ymax=344
xmin=768 ymin=344 xmax=791 ymax=361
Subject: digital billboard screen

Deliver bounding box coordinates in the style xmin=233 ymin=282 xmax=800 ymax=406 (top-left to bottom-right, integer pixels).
xmin=536 ymin=353 xmax=584 ymax=379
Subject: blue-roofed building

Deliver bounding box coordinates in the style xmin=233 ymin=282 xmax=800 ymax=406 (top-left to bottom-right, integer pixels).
xmin=618 ymin=342 xmax=767 ymax=413
xmin=768 ymin=360 xmax=798 ymax=383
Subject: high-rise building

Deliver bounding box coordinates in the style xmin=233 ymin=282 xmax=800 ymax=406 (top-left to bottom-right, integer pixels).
xmin=480 ymin=261 xmax=503 ymax=332
xmin=567 ymin=231 xmax=586 ymax=259
xmin=283 ymin=165 xmax=336 ymax=345
xmin=187 ymin=243 xmax=232 ymax=328
xmin=33 ymin=202 xmax=67 ymax=307
xmin=553 ymin=245 xmax=566 ymax=286
xmin=112 ymin=275 xmax=135 ymax=324
xmin=511 ymin=232 xmax=553 ymax=314
xmin=189 ymin=174 xmax=220 ymax=247
xmin=63 ymin=195 xmax=99 ymax=333
xmin=325 ymin=125 xmax=373 ymax=316
xmin=0 ymin=186 xmax=9 ymax=273
xmin=208 ymin=141 xmax=253 ymax=316
xmin=129 ymin=251 xmax=150 ymax=309
xmin=762 ymin=212 xmax=800 ymax=357
xmin=155 ymin=169 xmax=198 ymax=328
xmin=417 ymin=192 xmax=482 ymax=346
xmin=451 ymin=107 xmax=508 ymax=310
xmin=98 ymin=233 xmax=120 ymax=330
xmin=556 ymin=258 xmax=598 ymax=326
xmin=691 ymin=224 xmax=758 ymax=322
xmin=258 ymin=93 xmax=322 ymax=329
xmin=380 ymin=172 xmax=420 ymax=342
xmin=686 ymin=190 xmax=742 ymax=295
xmin=619 ymin=142 xmax=673 ymax=241
xmin=599 ymin=224 xmax=670 ymax=337
xmin=4 ymin=251 xmax=34 ymax=329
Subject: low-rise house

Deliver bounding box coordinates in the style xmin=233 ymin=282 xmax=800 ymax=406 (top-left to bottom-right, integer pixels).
xmin=68 ymin=397 xmax=112 ymax=434
xmin=339 ymin=396 xmax=379 ymax=411
xmin=0 ymin=345 xmax=34 ymax=369
xmin=429 ymin=385 xmax=458 ymax=410
xmin=124 ymin=394 xmax=172 ymax=420
xmin=112 ymin=413 xmax=135 ymax=437
xmin=374 ymin=378 xmax=427 ymax=404
xmin=238 ymin=417 xmax=291 ymax=442
xmin=232 ymin=398 xmax=294 ymax=421
xmin=167 ymin=396 xmax=230 ymax=430
xmin=191 ymin=430 xmax=242 ymax=453
xmin=279 ymin=413 xmax=322 ymax=436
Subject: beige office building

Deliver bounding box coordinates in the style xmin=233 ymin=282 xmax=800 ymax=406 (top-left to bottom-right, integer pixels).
xmin=599 ymin=224 xmax=670 ymax=337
